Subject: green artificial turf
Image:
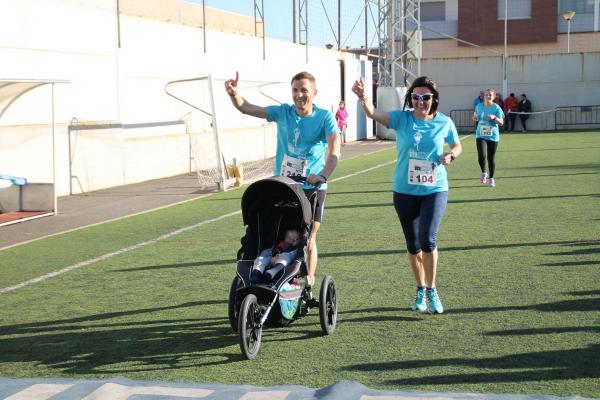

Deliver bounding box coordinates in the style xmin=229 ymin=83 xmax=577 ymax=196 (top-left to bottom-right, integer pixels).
xmin=0 ymin=131 xmax=598 ymax=397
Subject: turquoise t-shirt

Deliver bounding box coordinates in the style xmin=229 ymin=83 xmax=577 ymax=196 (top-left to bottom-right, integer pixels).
xmin=266 ymin=103 xmax=339 ymax=190
xmin=475 ymin=102 xmax=504 ymax=142
xmin=389 ymin=110 xmax=459 ymax=196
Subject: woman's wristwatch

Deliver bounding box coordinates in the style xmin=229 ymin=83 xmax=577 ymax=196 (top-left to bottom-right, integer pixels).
xmin=449 ymin=151 xmax=456 ymax=162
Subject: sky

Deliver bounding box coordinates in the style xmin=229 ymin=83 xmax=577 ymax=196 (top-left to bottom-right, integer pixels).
xmin=184 ymin=0 xmax=378 ymax=49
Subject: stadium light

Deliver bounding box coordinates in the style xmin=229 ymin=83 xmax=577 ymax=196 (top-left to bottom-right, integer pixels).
xmin=562 ymin=11 xmax=576 ymax=53
xmin=503 ymin=0 xmax=508 ymax=104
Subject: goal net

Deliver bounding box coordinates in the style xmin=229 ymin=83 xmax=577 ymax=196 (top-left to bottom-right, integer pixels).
xmin=165 ymin=75 xmax=289 ymax=190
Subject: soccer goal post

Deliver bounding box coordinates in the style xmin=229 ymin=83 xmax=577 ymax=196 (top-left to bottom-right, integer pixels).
xmin=165 ymin=75 xmax=288 ymax=191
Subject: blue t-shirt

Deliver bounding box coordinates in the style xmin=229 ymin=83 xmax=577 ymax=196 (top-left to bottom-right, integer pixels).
xmin=266 ymin=103 xmax=339 ymax=190
xmin=475 ymin=102 xmax=504 ymax=142
xmin=389 ymin=110 xmax=459 ymax=196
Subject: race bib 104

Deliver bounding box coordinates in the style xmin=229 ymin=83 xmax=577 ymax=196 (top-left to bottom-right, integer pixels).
xmin=281 ymin=154 xmax=307 ymax=178
xmin=408 ymin=159 xmax=437 ymax=187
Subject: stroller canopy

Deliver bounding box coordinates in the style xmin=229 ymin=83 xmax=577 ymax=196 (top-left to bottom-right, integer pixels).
xmin=241 ymin=176 xmax=313 ymax=228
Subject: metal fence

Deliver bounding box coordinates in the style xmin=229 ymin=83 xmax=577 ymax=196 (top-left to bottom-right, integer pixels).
xmin=555 ymin=105 xmax=600 ymax=129
xmin=450 ymin=105 xmax=600 ymax=132
xmin=449 ymin=109 xmax=475 ymax=133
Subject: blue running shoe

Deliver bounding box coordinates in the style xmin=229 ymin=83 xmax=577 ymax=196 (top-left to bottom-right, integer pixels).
xmin=410 ymin=288 xmax=427 ymax=312
xmin=427 ymin=288 xmax=444 ymax=314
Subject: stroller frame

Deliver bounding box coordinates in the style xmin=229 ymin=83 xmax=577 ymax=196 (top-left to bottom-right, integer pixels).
xmin=228 ymin=176 xmax=338 ymax=359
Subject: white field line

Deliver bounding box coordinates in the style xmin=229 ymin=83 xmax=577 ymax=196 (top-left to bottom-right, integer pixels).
xmin=0 ymin=141 xmax=395 ymax=252
xmin=0 ymin=211 xmax=240 ymax=294
xmin=1 ymin=137 xmax=471 ymax=294
xmin=0 ymin=192 xmax=214 ymax=252
xmin=0 ymin=160 xmax=395 ymax=295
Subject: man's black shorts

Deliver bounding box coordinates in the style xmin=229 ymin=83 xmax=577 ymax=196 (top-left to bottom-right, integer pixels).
xmin=303 ymin=189 xmax=326 ymax=223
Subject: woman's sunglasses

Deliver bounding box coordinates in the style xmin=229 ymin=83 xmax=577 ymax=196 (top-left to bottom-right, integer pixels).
xmin=411 ymin=93 xmax=434 ymax=101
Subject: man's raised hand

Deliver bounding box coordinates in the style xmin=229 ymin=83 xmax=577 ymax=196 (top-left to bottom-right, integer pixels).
xmin=225 ymin=71 xmax=239 ymax=97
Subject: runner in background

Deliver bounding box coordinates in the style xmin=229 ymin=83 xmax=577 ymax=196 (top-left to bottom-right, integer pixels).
xmin=474 ymin=88 xmax=505 ymax=187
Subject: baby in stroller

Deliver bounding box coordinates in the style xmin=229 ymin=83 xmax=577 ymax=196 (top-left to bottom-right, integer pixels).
xmin=251 ymin=228 xmax=301 ymax=283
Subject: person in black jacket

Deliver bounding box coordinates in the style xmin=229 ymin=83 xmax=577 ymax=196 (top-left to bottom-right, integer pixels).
xmin=517 ymin=94 xmax=532 ymax=132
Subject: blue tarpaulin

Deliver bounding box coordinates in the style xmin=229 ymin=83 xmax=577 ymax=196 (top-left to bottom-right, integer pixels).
xmin=0 ymin=174 xmax=27 ymax=186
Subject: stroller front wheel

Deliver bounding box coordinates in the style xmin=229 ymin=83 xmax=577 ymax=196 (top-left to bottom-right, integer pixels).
xmin=319 ymin=275 xmax=337 ymax=335
xmin=238 ymin=294 xmax=263 ymax=359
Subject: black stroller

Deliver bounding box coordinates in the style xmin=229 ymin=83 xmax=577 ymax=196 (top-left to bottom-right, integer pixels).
xmin=228 ymin=176 xmax=338 ymax=359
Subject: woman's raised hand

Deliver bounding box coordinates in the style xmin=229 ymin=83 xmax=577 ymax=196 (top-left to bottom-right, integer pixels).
xmin=352 ymin=78 xmax=365 ymax=99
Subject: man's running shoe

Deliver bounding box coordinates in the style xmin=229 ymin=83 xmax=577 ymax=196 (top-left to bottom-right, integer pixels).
xmin=489 ymin=178 xmax=496 ymax=187
xmin=410 ymin=288 xmax=427 ymax=312
xmin=427 ymin=288 xmax=444 ymax=314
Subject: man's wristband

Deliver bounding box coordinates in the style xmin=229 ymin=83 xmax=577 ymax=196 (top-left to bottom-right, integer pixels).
xmin=449 ymin=151 xmax=456 ymax=162
xmin=319 ymin=174 xmax=328 ymax=182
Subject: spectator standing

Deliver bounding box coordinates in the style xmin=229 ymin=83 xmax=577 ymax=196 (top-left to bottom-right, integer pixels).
xmin=517 ymin=94 xmax=532 ymax=132
xmin=503 ymin=93 xmax=518 ymax=132
xmin=493 ymin=93 xmax=504 ymax=110
xmin=473 ymin=91 xmax=484 ymax=130
xmin=473 ymin=91 xmax=484 ymax=108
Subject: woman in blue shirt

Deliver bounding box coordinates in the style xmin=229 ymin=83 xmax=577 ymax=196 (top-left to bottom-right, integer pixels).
xmin=473 ymin=88 xmax=504 ymax=187
xmin=352 ymin=76 xmax=462 ymax=314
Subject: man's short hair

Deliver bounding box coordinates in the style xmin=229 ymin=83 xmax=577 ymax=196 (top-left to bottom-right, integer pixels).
xmin=291 ymin=71 xmax=316 ymax=86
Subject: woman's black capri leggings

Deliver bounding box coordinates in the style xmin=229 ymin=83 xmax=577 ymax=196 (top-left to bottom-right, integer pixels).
xmin=476 ymin=138 xmax=499 ymax=179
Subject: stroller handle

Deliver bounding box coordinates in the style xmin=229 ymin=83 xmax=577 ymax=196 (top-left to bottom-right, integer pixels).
xmin=289 ymin=175 xmax=323 ymax=188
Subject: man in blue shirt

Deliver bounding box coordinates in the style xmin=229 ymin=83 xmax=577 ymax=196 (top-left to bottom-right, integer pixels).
xmin=225 ymin=71 xmax=341 ymax=288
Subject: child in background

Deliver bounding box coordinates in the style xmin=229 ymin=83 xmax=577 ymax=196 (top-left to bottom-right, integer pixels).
xmin=335 ymin=100 xmax=349 ymax=145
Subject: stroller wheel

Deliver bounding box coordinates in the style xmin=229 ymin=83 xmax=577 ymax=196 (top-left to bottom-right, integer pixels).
xmin=319 ymin=275 xmax=337 ymax=335
xmin=238 ymin=294 xmax=263 ymax=359
xmin=228 ymin=276 xmax=243 ymax=332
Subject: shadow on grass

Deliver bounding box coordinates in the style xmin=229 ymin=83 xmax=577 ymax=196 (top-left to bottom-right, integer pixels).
xmin=326 ymin=193 xmax=599 ymax=209
xmin=446 ymin=297 xmax=600 ymax=314
xmin=485 ymin=326 xmax=600 ymax=336
xmin=448 ymin=193 xmax=599 ymax=204
xmin=327 ymin=189 xmax=390 ymax=196
xmin=342 ymin=344 xmax=600 ymax=385
xmin=341 ymin=292 xmax=600 ymax=385
xmin=114 ymin=259 xmax=235 ymax=272
xmin=540 ymin=260 xmax=599 ymax=267
xmin=503 ymin=146 xmax=600 ymax=153
xmin=0 ymin=300 xmax=248 ymax=374
xmin=319 ymin=239 xmax=600 ymax=258
xmin=503 ymin=162 xmax=600 ymax=170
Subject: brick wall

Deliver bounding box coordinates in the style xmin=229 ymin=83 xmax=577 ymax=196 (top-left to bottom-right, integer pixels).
xmin=458 ymin=0 xmax=557 ymax=45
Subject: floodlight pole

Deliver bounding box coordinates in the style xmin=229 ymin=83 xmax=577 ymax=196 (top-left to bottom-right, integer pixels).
xmin=567 ymin=19 xmax=572 ymax=53
xmin=502 ymin=0 xmax=508 ymax=98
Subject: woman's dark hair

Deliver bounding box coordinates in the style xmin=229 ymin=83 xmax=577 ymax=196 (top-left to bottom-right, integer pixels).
xmin=403 ymin=76 xmax=439 ymax=115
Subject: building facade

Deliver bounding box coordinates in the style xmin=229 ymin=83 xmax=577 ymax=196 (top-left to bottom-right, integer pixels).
xmin=419 ymin=0 xmax=600 ymax=58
